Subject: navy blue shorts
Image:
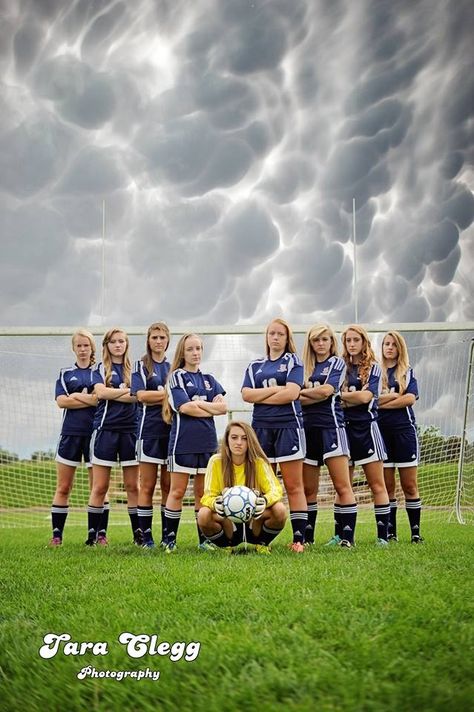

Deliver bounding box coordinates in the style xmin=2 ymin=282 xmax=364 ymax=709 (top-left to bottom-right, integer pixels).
xmin=168 ymin=452 xmax=214 ymax=475
xmin=254 ymin=426 xmax=306 ymax=463
xmin=304 ymin=425 xmax=350 ymax=466
xmin=346 ymin=421 xmax=387 ymax=466
xmin=136 ymin=436 xmax=169 ymax=464
xmin=379 ymin=424 xmax=419 ymax=468
xmin=90 ymin=430 xmax=138 ymax=467
xmin=56 ymin=434 xmax=92 ymax=467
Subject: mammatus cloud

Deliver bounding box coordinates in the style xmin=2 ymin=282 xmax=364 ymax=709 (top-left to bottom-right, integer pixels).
xmin=0 ymin=0 xmax=472 ymax=327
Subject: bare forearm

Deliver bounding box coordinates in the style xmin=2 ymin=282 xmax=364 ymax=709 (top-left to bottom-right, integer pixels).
xmin=380 ymin=394 xmax=416 ymax=409
xmin=241 ymin=387 xmax=281 ymax=403
xmin=136 ymin=390 xmax=165 ymax=405
xmin=341 ymin=391 xmax=373 ymax=405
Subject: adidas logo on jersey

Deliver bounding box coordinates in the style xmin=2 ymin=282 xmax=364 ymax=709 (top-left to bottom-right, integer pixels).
xmin=70 ymin=376 xmax=78 ymax=381
xmin=292 ymin=446 xmax=298 ymax=451
xmin=331 ymin=443 xmax=337 ymax=449
xmin=368 ymin=448 xmax=374 ymax=454
xmin=278 ymin=364 xmax=287 ymax=372
xmin=186 ymin=382 xmax=194 ymax=387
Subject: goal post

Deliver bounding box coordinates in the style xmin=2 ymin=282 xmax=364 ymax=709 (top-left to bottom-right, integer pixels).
xmin=0 ymin=323 xmax=473 ymax=529
xmin=455 ymin=338 xmax=474 ymax=524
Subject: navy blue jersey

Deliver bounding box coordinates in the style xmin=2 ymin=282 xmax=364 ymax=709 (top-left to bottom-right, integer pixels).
xmin=55 ymin=365 xmax=95 ymax=436
xmin=378 ymin=366 xmax=418 ymax=430
xmin=302 ymin=356 xmax=346 ymax=428
xmin=131 ymin=359 xmax=171 ymax=439
xmin=242 ymin=352 xmax=304 ymax=427
xmin=343 ymin=362 xmax=382 ymax=424
xmin=92 ymin=362 xmax=137 ymax=433
xmin=167 ymin=369 xmax=225 ymax=455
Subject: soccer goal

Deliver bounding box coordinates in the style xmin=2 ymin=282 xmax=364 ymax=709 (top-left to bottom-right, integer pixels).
xmin=0 ymin=324 xmax=473 ymax=528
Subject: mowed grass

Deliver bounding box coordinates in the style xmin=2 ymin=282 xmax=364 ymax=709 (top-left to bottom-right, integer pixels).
xmin=1 ymin=511 xmax=473 ymax=712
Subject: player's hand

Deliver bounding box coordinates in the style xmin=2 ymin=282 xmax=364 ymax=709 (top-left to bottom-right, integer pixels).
xmin=214 ymin=496 xmax=225 ymax=516
xmin=253 ymin=495 xmax=267 ymax=519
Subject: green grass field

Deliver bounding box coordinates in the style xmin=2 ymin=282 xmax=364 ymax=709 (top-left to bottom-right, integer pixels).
xmin=1 ymin=512 xmax=473 ymax=712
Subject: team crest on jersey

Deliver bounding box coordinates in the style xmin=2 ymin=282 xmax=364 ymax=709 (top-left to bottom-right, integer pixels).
xmin=204 ymin=380 xmax=212 ymax=390
xmin=321 ymin=368 xmax=329 ymax=376
xmin=278 ymin=364 xmax=287 ymax=372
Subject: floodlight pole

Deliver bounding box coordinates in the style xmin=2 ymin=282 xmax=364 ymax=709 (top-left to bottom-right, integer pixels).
xmin=101 ymin=199 xmax=106 ymax=326
xmin=352 ymin=198 xmax=358 ymax=323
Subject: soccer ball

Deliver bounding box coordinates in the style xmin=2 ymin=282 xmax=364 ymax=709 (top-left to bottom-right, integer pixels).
xmin=222 ymin=485 xmax=257 ymax=523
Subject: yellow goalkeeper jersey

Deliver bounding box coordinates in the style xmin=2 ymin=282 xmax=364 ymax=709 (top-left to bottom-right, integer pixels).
xmin=201 ymin=454 xmax=283 ymax=511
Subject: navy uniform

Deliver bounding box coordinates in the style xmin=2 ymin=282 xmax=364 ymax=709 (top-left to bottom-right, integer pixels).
xmin=242 ymin=351 xmax=307 ymax=546
xmin=55 ymin=365 xmax=95 ymax=466
xmin=379 ymin=366 xmax=421 ymax=540
xmin=167 ymin=369 xmax=225 ymax=474
xmin=242 ymin=352 xmax=306 ymax=462
xmin=303 ymin=356 xmax=350 ymax=465
xmin=344 ymin=363 xmax=387 ymax=465
xmin=378 ymin=367 xmax=419 ymax=467
xmin=132 ymin=358 xmax=171 ymax=546
xmin=132 ymin=359 xmax=171 ymax=464
xmin=164 ymin=368 xmax=226 ymax=549
xmin=90 ymin=363 xmax=138 ymax=466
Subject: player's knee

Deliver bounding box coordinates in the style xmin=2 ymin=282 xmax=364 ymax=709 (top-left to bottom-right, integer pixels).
xmin=371 ymin=482 xmax=388 ymax=497
xmin=267 ymin=501 xmax=287 ymax=528
xmin=92 ymin=483 xmax=108 ymax=499
xmin=284 ymin=480 xmax=303 ymax=498
xmin=56 ymin=482 xmax=73 ymax=498
xmin=169 ymin=484 xmax=187 ymax=500
xmin=140 ymin=482 xmax=155 ymax=499
xmin=402 ymin=482 xmax=419 ymax=498
xmin=197 ymin=507 xmax=213 ymax=530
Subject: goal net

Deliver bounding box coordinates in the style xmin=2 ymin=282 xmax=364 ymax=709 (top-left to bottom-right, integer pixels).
xmin=0 ymin=325 xmax=473 ymax=528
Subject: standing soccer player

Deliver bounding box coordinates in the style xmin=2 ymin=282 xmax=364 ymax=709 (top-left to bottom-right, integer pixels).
xmin=50 ymin=330 xmax=98 ymax=546
xmin=340 ymin=325 xmax=390 ymax=546
xmin=199 ymin=421 xmax=287 ymax=553
xmin=379 ymin=331 xmax=423 ymax=542
xmin=132 ymin=322 xmax=171 ymax=549
xmin=300 ymin=324 xmax=357 ymax=547
xmin=162 ymin=333 xmax=227 ymax=553
xmin=86 ymin=328 xmax=139 ymax=546
xmin=241 ymin=318 xmax=307 ymax=553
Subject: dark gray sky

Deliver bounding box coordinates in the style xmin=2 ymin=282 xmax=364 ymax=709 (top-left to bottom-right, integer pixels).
xmin=0 ymin=0 xmax=473 ymax=327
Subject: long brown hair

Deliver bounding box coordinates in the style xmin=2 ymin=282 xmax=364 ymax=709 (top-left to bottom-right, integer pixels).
xmin=381 ymin=331 xmax=410 ymax=394
xmin=265 ymin=318 xmax=297 ymax=356
xmin=102 ymin=328 xmax=131 ymax=387
xmin=72 ymin=329 xmax=96 ymax=367
xmin=342 ymin=324 xmax=377 ymax=386
xmin=220 ymin=421 xmax=270 ymax=489
xmin=142 ymin=322 xmax=170 ymax=379
xmin=162 ymin=333 xmax=203 ymax=424
xmin=302 ymin=324 xmax=338 ymax=384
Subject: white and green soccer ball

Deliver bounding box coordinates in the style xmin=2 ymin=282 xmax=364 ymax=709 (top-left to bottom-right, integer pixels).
xmin=222 ymin=485 xmax=257 ymax=523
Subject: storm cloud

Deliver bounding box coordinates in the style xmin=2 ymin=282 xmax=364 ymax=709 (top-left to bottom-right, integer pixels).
xmin=0 ymin=0 xmax=472 ymax=327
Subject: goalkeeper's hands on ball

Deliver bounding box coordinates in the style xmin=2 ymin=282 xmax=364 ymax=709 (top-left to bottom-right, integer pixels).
xmin=253 ymin=494 xmax=267 ymax=519
xmin=214 ymin=495 xmax=225 ymax=517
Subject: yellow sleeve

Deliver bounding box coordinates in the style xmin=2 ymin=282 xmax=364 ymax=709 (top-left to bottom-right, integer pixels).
xmin=200 ymin=455 xmax=225 ymax=510
xmin=255 ymin=459 xmax=283 ymax=508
